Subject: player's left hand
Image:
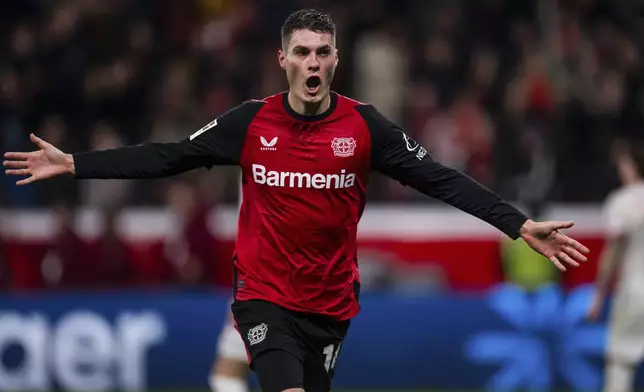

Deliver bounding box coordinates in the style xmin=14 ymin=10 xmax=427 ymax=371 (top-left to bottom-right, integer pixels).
xmin=519 ymin=219 xmax=590 ymax=271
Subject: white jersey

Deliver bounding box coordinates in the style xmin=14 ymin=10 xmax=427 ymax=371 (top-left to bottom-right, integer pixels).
xmin=604 ymin=181 xmax=644 ymax=361
xmin=604 ymin=182 xmax=644 ymax=296
xmin=216 ymin=309 xmax=248 ymax=361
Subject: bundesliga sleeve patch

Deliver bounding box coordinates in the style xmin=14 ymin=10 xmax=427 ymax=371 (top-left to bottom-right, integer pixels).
xmin=190 ymin=119 xmax=218 ymax=140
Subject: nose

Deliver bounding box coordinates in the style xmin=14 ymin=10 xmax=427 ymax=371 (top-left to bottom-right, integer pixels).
xmin=306 ymin=54 xmax=320 ymax=71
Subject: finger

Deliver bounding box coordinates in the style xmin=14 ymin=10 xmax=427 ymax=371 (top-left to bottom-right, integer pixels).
xmin=2 ymin=160 xmax=29 ymax=168
xmin=558 ymin=251 xmax=579 ymax=267
xmin=563 ymin=236 xmax=590 ymax=254
xmin=30 ymin=133 xmax=49 ymax=149
xmin=5 ymin=169 xmax=30 ymax=176
xmin=3 ymin=152 xmax=30 ymax=160
xmin=563 ymin=244 xmax=588 ymax=263
xmin=549 ymin=221 xmax=574 ymax=230
xmin=549 ymin=255 xmax=566 ymax=271
xmin=16 ymin=176 xmax=36 ymax=186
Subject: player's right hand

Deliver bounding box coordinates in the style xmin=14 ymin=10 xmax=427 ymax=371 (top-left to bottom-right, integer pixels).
xmin=3 ymin=133 xmax=74 ymax=185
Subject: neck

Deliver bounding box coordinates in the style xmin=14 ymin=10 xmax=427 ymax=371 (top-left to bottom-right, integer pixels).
xmin=622 ymin=173 xmax=642 ymax=186
xmin=287 ymin=91 xmax=330 ymax=116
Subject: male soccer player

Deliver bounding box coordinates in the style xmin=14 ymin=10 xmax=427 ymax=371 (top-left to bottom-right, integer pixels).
xmin=4 ymin=8 xmax=589 ymax=392
xmin=587 ymin=140 xmax=644 ymax=392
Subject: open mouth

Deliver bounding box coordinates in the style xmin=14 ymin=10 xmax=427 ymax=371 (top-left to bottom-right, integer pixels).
xmin=305 ymin=76 xmax=321 ymax=95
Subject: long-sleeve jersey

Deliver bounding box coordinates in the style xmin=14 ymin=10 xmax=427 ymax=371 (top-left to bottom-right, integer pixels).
xmin=74 ymin=91 xmax=528 ymax=320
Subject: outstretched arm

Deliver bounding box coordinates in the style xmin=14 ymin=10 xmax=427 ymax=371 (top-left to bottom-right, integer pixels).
xmin=4 ymin=133 xmax=77 ymax=185
xmin=3 ymin=100 xmax=264 ymax=183
xmin=357 ymin=104 xmax=589 ymax=271
xmin=587 ymin=235 xmax=627 ymax=320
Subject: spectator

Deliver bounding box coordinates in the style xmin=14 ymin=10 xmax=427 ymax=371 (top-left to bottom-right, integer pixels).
xmin=163 ymin=180 xmax=218 ymax=288
xmin=40 ymin=202 xmax=88 ymax=289
xmin=88 ymin=206 xmax=135 ymax=288
xmin=81 ymin=121 xmax=132 ymax=209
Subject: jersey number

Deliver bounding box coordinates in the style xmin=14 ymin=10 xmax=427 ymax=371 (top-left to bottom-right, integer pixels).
xmin=323 ymin=343 xmax=343 ymax=372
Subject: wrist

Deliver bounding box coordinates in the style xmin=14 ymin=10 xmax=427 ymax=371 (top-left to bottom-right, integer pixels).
xmin=65 ymin=154 xmax=76 ymax=175
xmin=519 ymin=219 xmax=535 ymax=236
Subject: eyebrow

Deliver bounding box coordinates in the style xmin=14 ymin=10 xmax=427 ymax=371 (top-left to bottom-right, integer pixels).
xmin=292 ymin=44 xmax=332 ymax=52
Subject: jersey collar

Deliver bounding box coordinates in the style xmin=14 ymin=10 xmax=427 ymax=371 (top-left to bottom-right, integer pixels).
xmin=282 ymin=91 xmax=337 ymax=122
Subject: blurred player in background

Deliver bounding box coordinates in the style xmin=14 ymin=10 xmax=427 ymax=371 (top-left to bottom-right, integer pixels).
xmin=210 ymin=309 xmax=249 ymax=392
xmin=588 ymin=139 xmax=644 ymax=392
xmin=209 ymin=182 xmax=249 ymax=392
xmin=4 ymin=8 xmax=590 ymax=392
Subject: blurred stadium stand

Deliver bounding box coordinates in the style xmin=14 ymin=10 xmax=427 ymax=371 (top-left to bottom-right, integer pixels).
xmin=2 ymin=0 xmax=643 ymax=289
xmin=2 ymin=0 xmax=643 ymax=208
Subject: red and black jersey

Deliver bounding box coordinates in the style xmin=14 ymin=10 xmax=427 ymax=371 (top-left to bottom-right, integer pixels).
xmin=74 ymin=91 xmax=528 ymax=320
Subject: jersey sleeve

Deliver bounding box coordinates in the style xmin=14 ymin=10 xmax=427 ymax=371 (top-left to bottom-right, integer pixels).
xmin=73 ymin=100 xmax=264 ymax=179
xmin=356 ymin=104 xmax=528 ymax=239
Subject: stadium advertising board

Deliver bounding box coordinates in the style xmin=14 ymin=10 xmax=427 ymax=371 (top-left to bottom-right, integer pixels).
xmin=0 ymin=285 xmax=629 ymax=391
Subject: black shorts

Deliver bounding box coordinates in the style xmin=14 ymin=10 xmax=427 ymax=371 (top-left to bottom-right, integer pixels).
xmin=231 ymin=299 xmax=350 ymax=392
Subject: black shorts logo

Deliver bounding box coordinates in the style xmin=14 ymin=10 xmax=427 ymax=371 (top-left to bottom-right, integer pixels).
xmin=248 ymin=323 xmax=268 ymax=345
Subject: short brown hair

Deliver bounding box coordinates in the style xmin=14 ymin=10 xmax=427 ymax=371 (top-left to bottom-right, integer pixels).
xmin=281 ymin=8 xmax=335 ymax=49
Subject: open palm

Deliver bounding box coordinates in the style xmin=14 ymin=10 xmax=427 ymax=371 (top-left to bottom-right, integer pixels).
xmin=3 ymin=133 xmax=72 ymax=185
xmin=520 ymin=220 xmax=590 ymax=271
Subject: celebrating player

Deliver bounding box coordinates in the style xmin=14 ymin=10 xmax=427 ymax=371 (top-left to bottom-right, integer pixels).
xmin=4 ymin=8 xmax=589 ymax=392
xmin=587 ymin=140 xmax=644 ymax=392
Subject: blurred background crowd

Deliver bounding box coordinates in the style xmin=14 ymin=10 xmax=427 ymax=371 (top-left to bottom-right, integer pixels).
xmin=1 ymin=0 xmax=643 ymax=291
xmin=2 ymin=0 xmax=644 ymax=208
